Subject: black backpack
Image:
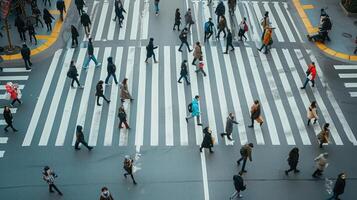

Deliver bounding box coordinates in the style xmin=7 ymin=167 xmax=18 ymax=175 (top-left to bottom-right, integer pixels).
xmin=67 ymin=69 xmax=72 ymax=78
xmin=188 ymin=103 xmax=193 ymax=113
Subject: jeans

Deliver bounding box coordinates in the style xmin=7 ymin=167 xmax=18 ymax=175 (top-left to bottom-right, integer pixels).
xmin=259 ymin=44 xmax=268 ymax=53
xmin=217 ymin=28 xmax=226 ymax=38
xmin=179 ymin=41 xmax=191 ymax=51
xmin=71 ymin=77 xmax=80 ymax=87
xmin=145 ymin=53 xmax=157 ymax=62
xmin=84 ymin=25 xmax=90 ymax=35
xmin=154 ymin=3 xmax=159 ymax=14
xmin=75 ymin=140 xmax=91 ymax=150
xmin=11 ymin=98 xmax=22 ymax=105
xmin=237 ymin=157 xmax=248 ymax=172
xmin=204 ymin=31 xmax=213 ymax=41
xmin=49 ymin=183 xmax=62 ymax=195
xmin=4 ymin=122 xmax=16 ymax=131
xmin=226 ymin=42 xmax=234 ymax=53
xmin=302 ymin=78 xmax=315 ymax=88
xmin=105 ymin=72 xmax=118 ymax=84
xmin=24 ymin=58 xmax=32 ymax=69
xmin=83 ymin=55 xmax=99 ymax=68
xmin=178 ymin=75 xmax=190 ymax=84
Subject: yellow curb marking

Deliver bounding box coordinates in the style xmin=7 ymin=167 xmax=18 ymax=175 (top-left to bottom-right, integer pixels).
xmin=293 ymin=0 xmax=356 ymax=61
xmin=49 ymin=10 xmax=60 ymax=15
xmin=36 ymin=35 xmax=50 ymax=40
xmin=302 ymin=5 xmax=314 ymax=9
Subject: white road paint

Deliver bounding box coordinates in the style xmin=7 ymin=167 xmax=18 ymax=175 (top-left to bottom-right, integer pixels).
xmin=94 ymin=2 xmax=109 ymax=41
xmin=349 ymin=92 xmax=357 ymax=97
xmin=130 ymin=0 xmax=141 ymax=40
xmin=283 ymin=2 xmax=303 ymax=42
xmin=0 ymin=108 xmax=17 ymax=113
xmin=140 ymin=0 xmax=149 ymax=40
xmin=0 ymin=151 xmax=4 ymax=158
xmin=273 ymin=2 xmax=295 ymax=42
xmin=0 ymin=85 xmax=24 ymax=90
xmin=150 ymin=48 xmax=159 ymax=146
xmin=333 ymin=65 xmax=357 ymax=70
xmin=118 ymin=0 xmax=130 ymax=40
xmin=0 ymin=76 xmax=28 ymax=81
xmin=200 ymin=151 xmax=210 ymax=200
xmin=262 ymin=2 xmax=284 ymax=42
xmin=339 ymin=74 xmax=357 ymax=79
xmin=344 ymin=83 xmax=357 ymax=88
xmin=107 ymin=3 xmax=116 ymax=41
xmin=164 ymin=46 xmax=174 ymax=146
xmin=0 ymin=137 xmax=8 ymax=144
xmin=244 ymin=1 xmax=260 ymax=41
xmin=83 ymin=0 xmax=99 ymax=41
xmin=1 ymin=68 xmax=31 ymax=72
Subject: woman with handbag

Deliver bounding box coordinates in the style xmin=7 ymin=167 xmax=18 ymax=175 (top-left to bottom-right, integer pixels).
xmin=238 ymin=17 xmax=248 ymax=41
xmin=307 ymin=101 xmax=318 ymax=125
xmin=248 ymin=100 xmax=263 ymax=128
xmin=317 ymin=123 xmax=330 ymax=148
xmin=200 ymin=126 xmax=214 ymax=153
xmin=120 ymin=78 xmax=134 ymax=103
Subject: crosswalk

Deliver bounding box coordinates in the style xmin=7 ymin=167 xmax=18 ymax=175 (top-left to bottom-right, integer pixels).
xmin=19 ymin=45 xmax=357 ymax=147
xmin=87 ymin=0 xmax=303 ymax=43
xmin=333 ymin=65 xmax=357 ymax=98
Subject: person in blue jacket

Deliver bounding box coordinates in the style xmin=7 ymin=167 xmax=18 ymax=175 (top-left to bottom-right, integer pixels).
xmin=186 ymin=95 xmax=203 ymax=126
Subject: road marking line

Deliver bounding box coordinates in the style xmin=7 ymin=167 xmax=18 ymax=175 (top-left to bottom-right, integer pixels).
xmin=344 ymin=83 xmax=357 ymax=88
xmin=22 ymin=49 xmax=63 ymax=146
xmin=193 ymin=1 xmax=202 ymax=43
xmin=339 ymin=74 xmax=357 ymax=78
xmin=0 ymin=151 xmax=4 ymax=158
xmin=349 ymin=92 xmax=357 ymax=97
xmin=0 ymin=108 xmax=17 ymax=113
xmin=0 ymin=76 xmax=28 ymax=81
xmin=262 ymin=2 xmax=284 ymax=42
xmin=0 ymin=85 xmax=24 ymax=90
xmin=273 ymin=2 xmax=295 ymax=42
xmin=150 ymin=48 xmax=159 ymax=146
xmin=1 ymin=68 xmax=31 ymax=72
xmin=0 ymin=120 xmax=6 ymax=125
xmin=140 ymin=0 xmax=149 ymax=40
xmin=164 ymin=46 xmax=174 ymax=146
xmin=334 ymin=65 xmax=357 ymax=70
xmin=107 ymin=3 xmax=116 ymax=41
xmin=55 ymin=48 xmax=86 ymax=146
xmin=39 ymin=49 xmax=75 ymax=146
xmin=200 ymin=150 xmax=210 ymax=200
xmin=130 ymin=0 xmax=141 ymax=40
xmin=244 ymin=1 xmax=260 ymax=41
xmin=118 ymin=0 xmax=130 ymax=40
xmin=94 ymin=2 xmax=109 ymax=41
xmin=283 ymin=2 xmax=303 ymax=43
xmin=0 ymin=137 xmax=8 ymax=144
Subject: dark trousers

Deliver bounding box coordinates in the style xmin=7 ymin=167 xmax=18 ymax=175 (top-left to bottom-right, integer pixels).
xmin=178 ymin=75 xmax=190 ymax=84
xmin=145 ymin=53 xmax=157 ymax=62
xmin=29 ymin=33 xmax=37 ymax=44
xmin=226 ymin=42 xmax=234 ymax=53
xmin=307 ymin=118 xmax=317 ymax=125
xmin=204 ymin=31 xmax=213 ymax=41
xmin=327 ymin=192 xmax=341 ymax=200
xmin=49 ymin=183 xmax=62 ymax=194
xmin=192 ymin=57 xmax=198 ymax=65
xmin=43 ymin=0 xmax=51 ymax=6
xmin=105 ymin=72 xmax=118 ymax=84
xmin=4 ymin=122 xmax=16 ymax=131
xmin=24 ymin=58 xmax=32 ymax=69
xmin=259 ymin=44 xmax=268 ymax=53
xmin=35 ymin=17 xmax=44 ymax=27
xmin=240 ymin=32 xmax=247 ymax=41
xmin=217 ymin=28 xmax=226 ymax=38
xmin=75 ymin=140 xmax=91 ymax=150
xmin=124 ymin=171 xmax=136 ymax=183
xmin=119 ymin=120 xmax=129 ymax=129
xmin=72 ymin=36 xmax=78 ymax=46
xmin=286 ymin=164 xmax=298 ymax=173
xmin=221 ymin=132 xmax=232 ymax=140
xmin=97 ymin=94 xmax=109 ymax=105
xmin=237 ymin=157 xmax=248 ymax=172
xmin=18 ymin=30 xmax=26 ymax=41
xmin=46 ymin=23 xmax=52 ymax=31
xmin=200 ymin=146 xmax=213 ymax=152
xmin=187 ymin=115 xmax=201 ymax=124
xmin=173 ymin=23 xmax=180 ymax=30
xmin=179 ymin=41 xmax=191 ymax=51
xmin=59 ymin=10 xmax=64 ymax=21
xmin=84 ymin=25 xmax=90 ymax=35
xmin=302 ymin=78 xmax=315 ymax=88
xmin=11 ymin=98 xmax=22 ymax=105
xmin=312 ymin=169 xmax=323 ymax=177
xmin=77 ymin=7 xmax=84 ymax=15
xmin=195 ymin=68 xmax=206 ymax=76
xmin=71 ymin=77 xmax=80 ymax=87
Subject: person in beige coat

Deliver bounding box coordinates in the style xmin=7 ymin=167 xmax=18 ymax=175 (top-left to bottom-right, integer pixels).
xmin=120 ymin=78 xmax=134 ymax=103
xmin=317 ymin=123 xmax=330 ymax=148
xmin=307 ymin=101 xmax=318 ymax=126
xmin=248 ymin=100 xmax=263 ymax=128
xmin=192 ymin=42 xmax=202 ymax=65
xmin=312 ymin=153 xmax=328 ymax=178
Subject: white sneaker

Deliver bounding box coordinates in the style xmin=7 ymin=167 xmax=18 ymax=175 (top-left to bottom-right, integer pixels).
xmin=96 ymin=63 xmax=102 ymax=67
xmin=79 ymin=85 xmax=84 ymax=89
xmin=238 ymin=194 xmax=243 ymax=198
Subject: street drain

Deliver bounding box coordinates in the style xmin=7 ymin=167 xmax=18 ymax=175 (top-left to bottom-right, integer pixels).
xmin=342 ymin=32 xmax=352 ymax=38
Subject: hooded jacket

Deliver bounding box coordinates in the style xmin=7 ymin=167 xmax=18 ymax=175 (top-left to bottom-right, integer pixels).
xmin=107 ymin=57 xmax=116 ymax=74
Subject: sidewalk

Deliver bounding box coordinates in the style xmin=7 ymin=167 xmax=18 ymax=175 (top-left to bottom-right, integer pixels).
xmin=293 ymin=0 xmax=357 ymax=62
xmin=0 ymin=0 xmax=71 ymax=60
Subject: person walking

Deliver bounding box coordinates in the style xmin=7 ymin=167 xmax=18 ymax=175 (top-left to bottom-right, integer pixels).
xmin=178 ymin=60 xmax=190 ymax=85
xmin=186 ymin=95 xmax=203 ymax=126
xmin=216 ymin=15 xmax=227 ymax=39
xmin=81 ymin=11 xmax=91 ymax=36
xmin=43 ymin=0 xmax=52 ymax=6
xmin=145 ymin=38 xmax=158 ymax=63
xmin=224 ymin=29 xmax=234 ymax=54
xmin=317 ymin=123 xmax=330 ymax=148
xmin=27 ymin=21 xmax=37 ymax=45
xmin=120 ymin=78 xmax=134 ymax=102
xmin=312 ymin=153 xmax=328 ymax=178
xmin=56 ymin=0 xmax=66 ymax=21
xmin=67 ymin=61 xmax=84 ymax=88
xmin=260 ymin=11 xmax=270 ymax=39
xmin=21 ymin=44 xmax=32 ymax=70
xmin=200 ymin=127 xmax=214 ymax=153
xmin=220 ymin=113 xmax=239 ymax=141
xmin=258 ymin=27 xmax=273 ymax=54
xmin=99 ymin=187 xmax=114 ymax=200
xmin=195 ymin=56 xmax=207 ymax=77
xmin=301 ymin=62 xmax=317 ymax=89
xmin=285 ymin=147 xmax=300 ymax=175
xmin=192 ymin=42 xmax=202 ymax=65
xmin=105 ymin=57 xmax=118 ymax=85
xmin=204 ymin=18 xmax=214 ymax=42
xmin=307 ymin=101 xmax=318 ymax=125
xmin=71 ymin=25 xmax=79 ymax=48
xmin=43 ymin=8 xmax=55 ymax=32
xmin=14 ymin=15 xmax=26 ymax=41
xmin=238 ymin=17 xmax=248 ymax=41
xmin=32 ymin=6 xmax=44 ymax=28
xmin=75 ymin=0 xmax=85 ymax=15
xmin=74 ymin=125 xmax=93 ymax=150
xmin=178 ymin=28 xmax=192 ymax=52
xmin=228 ymin=0 xmax=237 ymax=15
xmin=207 ymin=0 xmax=212 ymax=6
xmin=83 ymin=38 xmax=101 ymax=69
xmin=114 ymin=2 xmax=127 ymax=28
xmin=123 ymin=155 xmax=137 ymax=184
xmin=3 ymin=106 xmax=18 ymax=132
xmin=173 ymin=8 xmax=181 ymax=31
xmin=154 ymin=0 xmax=160 ymax=16
xmin=118 ymin=105 xmax=130 ymax=129
xmin=42 ymin=166 xmax=63 ymax=196
xmin=328 ymin=173 xmax=346 ymax=200
xmin=237 ymin=143 xmax=254 ymax=175
xmin=9 ymin=84 xmax=22 ymax=106
xmin=230 ymin=174 xmax=246 ymax=199
xmin=248 ymin=100 xmax=263 ymax=128
xmin=215 ymin=0 xmax=225 ymax=25
xmin=184 ymin=8 xmax=194 ymax=31
xmin=96 ymin=81 xmax=110 ymax=106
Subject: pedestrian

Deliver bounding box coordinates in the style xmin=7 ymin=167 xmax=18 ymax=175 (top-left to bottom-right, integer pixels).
xmin=99 ymin=187 xmax=114 ymax=200
xmin=317 ymin=123 xmax=330 ymax=148
xmin=21 ymin=44 xmax=32 ymax=70
xmin=184 ymin=8 xmax=194 ymax=31
xmin=207 ymin=0 xmax=212 ymax=6
xmin=173 ymin=8 xmax=181 ymax=31
xmin=9 ymin=83 xmax=22 ymax=106
xmin=300 ymin=62 xmax=317 ymax=89
xmin=204 ymin=18 xmax=214 ymax=42
xmin=228 ymin=0 xmax=237 ymax=15
xmin=258 ymin=27 xmax=273 ymax=54
xmin=185 ymin=95 xmax=203 ymax=126
xmin=248 ymin=100 xmax=263 ymax=128
xmin=96 ymin=81 xmax=110 ymax=106
xmin=328 ymin=173 xmax=346 ymax=200
xmin=120 ymin=78 xmax=134 ymax=102
xmin=200 ymin=127 xmax=214 ymax=153
xmin=178 ymin=60 xmax=190 ymax=85
xmin=195 ymin=56 xmax=207 ymax=77
xmin=105 ymin=57 xmax=118 ymax=85
xmin=216 ymin=15 xmax=227 ymax=39
xmin=312 ymin=152 xmax=328 ymax=178
xmin=307 ymin=101 xmax=318 ymax=125
xmin=75 ymin=0 xmax=85 ymax=15
xmin=67 ymin=61 xmax=84 ymax=88
xmin=113 ymin=1 xmax=126 ymax=28
xmin=14 ymin=15 xmax=26 ymax=41
xmin=230 ymin=174 xmax=246 ymax=199
xmin=27 ymin=20 xmax=37 ymax=45
xmin=145 ymin=38 xmax=158 ymax=63
xmin=192 ymin=41 xmax=202 ymax=65
xmin=354 ymin=36 xmax=357 ymax=54
xmin=32 ymin=6 xmax=44 ymax=28
xmin=237 ymin=143 xmax=254 ymax=175
xmin=154 ymin=0 xmax=160 ymax=16
xmin=56 ymin=0 xmax=66 ymax=21
xmin=42 ymin=166 xmax=63 ymax=195
xmin=285 ymin=147 xmax=300 ymax=175
xmin=178 ymin=28 xmax=192 ymax=52
xmin=220 ymin=113 xmax=239 ymax=141
xmin=81 ymin=11 xmax=91 ymax=36
xmin=83 ymin=38 xmax=101 ymax=69
xmin=74 ymin=125 xmax=93 ymax=150
xmin=123 ymin=155 xmax=137 ymax=184
xmin=215 ymin=0 xmax=225 ymax=26
xmin=224 ymin=29 xmax=234 ymax=54
xmin=238 ymin=17 xmax=248 ymax=41
xmin=3 ymin=106 xmax=18 ymax=132
xmin=43 ymin=0 xmax=51 ymax=6
xmin=30 ymin=0 xmax=37 ymax=10
xmin=260 ymin=11 xmax=270 ymax=39
xmin=71 ymin=25 xmax=79 ymax=48
xmin=43 ymin=8 xmax=55 ymax=32
xmin=118 ymin=105 xmax=130 ymax=129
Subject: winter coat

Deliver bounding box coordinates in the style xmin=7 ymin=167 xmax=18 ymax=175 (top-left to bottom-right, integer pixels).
xmin=123 ymin=158 xmax=133 ymax=174
xmin=226 ymin=31 xmax=233 ymax=44
xmin=240 ymin=144 xmax=252 ymax=161
xmin=9 ymin=88 xmax=18 ymax=100
xmin=81 ymin=13 xmax=91 ymax=26
xmin=179 ymin=30 xmax=188 ymax=42
xmin=218 ymin=17 xmax=226 ymax=30
xmin=71 ymin=26 xmax=79 ymax=38
xmin=307 ymin=106 xmax=318 ymax=120
xmin=99 ymin=191 xmax=114 ymax=200
xmin=28 ymin=24 xmax=35 ymax=35
xmin=201 ymin=127 xmax=213 ymax=148
xmin=184 ymin=11 xmax=193 ymax=25
xmin=180 ymin=62 xmax=188 ymax=76
xmin=76 ymin=125 xmax=85 ymax=142
xmin=14 ymin=17 xmax=26 ymax=32
xmin=120 ymin=83 xmax=132 ymax=99
xmin=75 ymin=0 xmax=85 ymax=8
xmin=250 ymin=103 xmax=261 ymax=120
xmin=3 ymin=109 xmax=13 ymax=124
xmin=87 ymin=41 xmax=94 ymax=56
xmin=287 ymin=149 xmax=299 ymax=168
xmin=118 ymin=108 xmax=127 ymax=121
xmin=193 ymin=45 xmax=202 ymax=59
xmin=67 ymin=65 xmax=78 ymax=78
xmin=56 ymin=0 xmax=66 ymax=11
xmin=96 ymin=82 xmax=104 ymax=96
xmin=191 ymin=98 xmax=200 ymax=117
xmin=314 ymin=155 xmax=327 ymax=171
xmin=21 ymin=46 xmax=31 ymax=59
xmin=43 ymin=10 xmax=55 ymax=24
xmin=225 ymin=116 xmax=238 ymax=134
xmin=215 ymin=2 xmax=225 ymax=16
xmin=306 ymin=64 xmax=317 ymax=80
xmin=174 ymin=11 xmax=181 ymax=25
xmin=317 ymin=128 xmax=329 ymax=144
xmin=233 ymin=175 xmax=245 ymax=191
xmin=262 ymin=29 xmax=272 ymax=45
xmin=333 ymin=177 xmax=345 ymax=195
xmin=146 ymin=41 xmax=157 ymax=57
xmin=107 ymin=59 xmax=116 ymax=74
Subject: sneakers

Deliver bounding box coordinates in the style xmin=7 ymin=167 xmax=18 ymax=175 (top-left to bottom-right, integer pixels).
xmin=96 ymin=63 xmax=102 ymax=67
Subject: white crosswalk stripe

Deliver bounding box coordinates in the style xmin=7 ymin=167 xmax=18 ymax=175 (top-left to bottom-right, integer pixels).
xmin=164 ymin=46 xmax=174 ymax=146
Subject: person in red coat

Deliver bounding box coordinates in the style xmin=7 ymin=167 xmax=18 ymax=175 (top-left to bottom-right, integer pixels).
xmin=301 ymin=62 xmax=317 ymax=89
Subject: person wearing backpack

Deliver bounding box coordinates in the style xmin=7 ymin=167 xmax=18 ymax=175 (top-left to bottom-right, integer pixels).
xmin=186 ymin=95 xmax=203 ymax=126
xmin=173 ymin=8 xmax=181 ymax=31
xmin=145 ymin=38 xmax=158 ymax=63
xmin=178 ymin=28 xmax=192 ymax=52
xmin=215 ymin=1 xmax=225 ymax=26
xmin=123 ymin=155 xmax=137 ymax=184
xmin=230 ymin=174 xmax=246 ymax=199
xmin=67 ymin=60 xmax=84 ymax=88
xmin=178 ymin=60 xmax=190 ymax=85
xmin=42 ymin=166 xmax=63 ymax=196
xmin=204 ymin=18 xmax=214 ymax=42
xmin=118 ymin=105 xmax=130 ymax=129
xmin=238 ymin=17 xmax=248 ymax=41
xmin=237 ymin=143 xmax=254 ymax=175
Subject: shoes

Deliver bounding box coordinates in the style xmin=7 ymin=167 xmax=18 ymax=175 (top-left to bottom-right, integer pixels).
xmin=145 ymin=61 xmax=148 ymax=63
xmin=248 ymin=125 xmax=253 ymax=128
xmin=187 ymin=82 xmax=191 ymax=85
xmin=300 ymin=87 xmax=305 ymax=89
xmin=4 ymin=128 xmax=8 ymax=132
xmin=178 ymin=81 xmax=182 ymax=83
xmin=294 ymin=169 xmax=300 ymax=173
xmin=220 ymin=133 xmax=224 ymax=138
xmin=49 ymin=190 xmax=55 ymax=193
xmin=185 ymin=117 xmax=188 ymax=123
xmin=199 ymin=148 xmax=202 ymax=152
xmin=88 ymin=146 xmax=93 ymax=151
xmin=97 ymin=104 xmax=102 ymax=106
xmin=223 ymin=52 xmax=228 ymax=54
xmin=210 ymin=150 xmax=214 ymax=153
xmin=197 ymin=123 xmax=203 ymax=126
xmin=154 ymin=61 xmax=159 ymax=63
xmin=124 ymin=174 xmax=127 ymax=178
xmin=231 ymin=48 xmax=235 ymax=51
xmin=189 ymin=49 xmax=193 ymax=52
xmin=96 ymin=63 xmax=102 ymax=67
xmin=107 ymin=100 xmax=111 ymax=103
xmin=260 ymin=122 xmax=263 ymax=126
xmin=75 ymin=147 xmax=81 ymax=150
xmin=79 ymin=85 xmax=84 ymax=89
xmin=178 ymin=49 xmax=182 ymax=52
xmin=13 ymin=129 xmax=18 ymax=132
xmin=236 ymin=161 xmax=240 ymax=165
xmin=26 ymin=67 xmax=31 ymax=70
xmin=133 ymin=181 xmax=137 ymax=185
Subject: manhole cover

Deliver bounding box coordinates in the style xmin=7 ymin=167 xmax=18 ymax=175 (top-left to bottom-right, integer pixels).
xmin=342 ymin=32 xmax=352 ymax=38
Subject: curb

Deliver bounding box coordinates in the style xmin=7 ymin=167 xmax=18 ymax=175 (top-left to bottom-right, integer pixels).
xmin=292 ymin=0 xmax=357 ymax=62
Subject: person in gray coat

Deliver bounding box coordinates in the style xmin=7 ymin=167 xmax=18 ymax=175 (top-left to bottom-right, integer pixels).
xmin=220 ymin=113 xmax=238 ymax=141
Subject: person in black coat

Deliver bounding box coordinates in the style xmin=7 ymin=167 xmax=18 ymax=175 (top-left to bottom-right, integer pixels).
xmin=14 ymin=15 xmax=26 ymax=41
xmin=215 ymin=1 xmax=225 ymax=26
xmin=173 ymin=8 xmax=181 ymax=31
xmin=80 ymin=11 xmax=91 ymax=36
xmin=75 ymin=0 xmax=85 ymax=15
xmin=224 ymin=29 xmax=234 ymax=54
xmin=95 ymin=80 xmax=110 ymax=106
xmin=43 ymin=8 xmax=55 ymax=31
xmin=123 ymin=155 xmax=137 ymax=184
xmin=118 ymin=105 xmax=130 ymax=129
xmin=32 ymin=6 xmax=44 ymax=28
xmin=220 ymin=113 xmax=238 ymax=141
xmin=56 ymin=0 xmax=66 ymax=21
xmin=67 ymin=60 xmax=83 ymax=88
xmin=105 ymin=57 xmax=118 ymax=85
xmin=71 ymin=25 xmax=79 ymax=47
xmin=43 ymin=0 xmax=51 ymax=6
xmin=113 ymin=0 xmax=126 ymax=28
xmin=3 ymin=106 xmax=18 ymax=132
xmin=145 ymin=38 xmax=158 ymax=63
xmin=200 ymin=127 xmax=214 ymax=153
xmin=27 ymin=20 xmax=37 ymax=45
xmin=75 ymin=125 xmax=93 ymax=150
xmin=177 ymin=60 xmax=190 ymax=85
xmin=178 ymin=28 xmax=192 ymax=52
xmin=21 ymin=44 xmax=32 ymax=70
xmin=231 ymin=174 xmax=246 ymax=199
xmin=285 ymin=147 xmax=300 ymax=175
xmin=328 ymin=173 xmax=346 ymax=200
